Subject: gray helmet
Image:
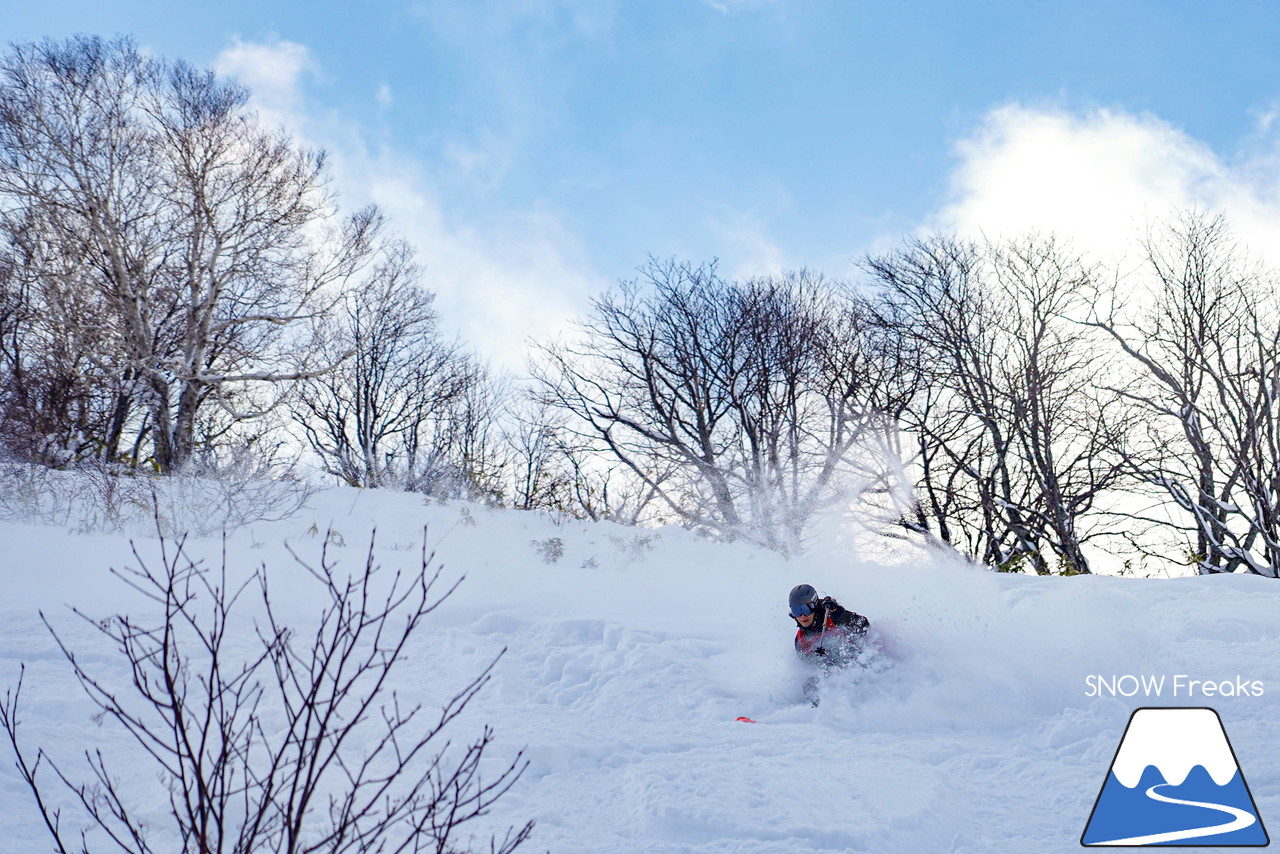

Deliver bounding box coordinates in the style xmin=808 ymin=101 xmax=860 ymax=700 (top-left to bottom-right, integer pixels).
xmin=788 ymin=584 xmax=819 ymax=618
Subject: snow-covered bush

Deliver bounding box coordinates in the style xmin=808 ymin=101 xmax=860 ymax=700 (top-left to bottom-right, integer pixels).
xmin=0 ymin=459 xmax=146 ymax=531
xmin=143 ymin=449 xmax=315 ymax=537
xmin=0 ymin=451 xmax=313 ymax=537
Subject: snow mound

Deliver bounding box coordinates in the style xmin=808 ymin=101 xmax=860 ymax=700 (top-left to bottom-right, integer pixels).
xmin=2 ymin=483 xmax=1278 ymax=853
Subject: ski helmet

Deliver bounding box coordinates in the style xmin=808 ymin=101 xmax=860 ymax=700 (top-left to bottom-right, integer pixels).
xmin=788 ymin=584 xmax=819 ymax=618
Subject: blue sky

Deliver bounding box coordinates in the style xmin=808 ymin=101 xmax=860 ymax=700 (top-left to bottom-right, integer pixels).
xmin=7 ymin=1 xmax=1280 ymax=363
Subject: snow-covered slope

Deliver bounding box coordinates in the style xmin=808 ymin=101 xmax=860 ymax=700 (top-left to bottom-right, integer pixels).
xmin=2 ymin=485 xmax=1278 ymax=853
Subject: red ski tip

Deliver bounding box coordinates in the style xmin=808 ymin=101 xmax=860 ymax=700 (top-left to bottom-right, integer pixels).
xmin=735 ymin=716 xmax=758 ymax=723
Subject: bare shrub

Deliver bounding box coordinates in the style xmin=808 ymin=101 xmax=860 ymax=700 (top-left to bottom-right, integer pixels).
xmin=0 ymin=459 xmax=146 ymax=531
xmin=1 ymin=532 xmax=534 ymax=854
xmin=530 ymin=537 xmax=565 ymax=565
xmin=143 ymin=448 xmax=315 ymax=537
xmin=0 ymin=449 xmax=313 ymax=536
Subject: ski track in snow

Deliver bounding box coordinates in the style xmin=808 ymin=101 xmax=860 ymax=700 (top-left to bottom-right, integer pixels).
xmin=1 ymin=485 xmax=1279 ymax=853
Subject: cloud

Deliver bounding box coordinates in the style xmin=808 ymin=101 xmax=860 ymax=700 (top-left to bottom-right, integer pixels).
xmin=212 ymin=37 xmax=315 ymax=125
xmin=702 ymin=0 xmax=784 ymax=13
xmin=339 ymin=146 xmax=600 ymax=368
xmin=411 ymin=0 xmax=617 ymax=44
xmin=404 ymin=0 xmax=617 ymax=192
xmin=932 ymin=104 xmax=1280 ymax=266
xmin=707 ymin=210 xmax=789 ymax=280
xmin=212 ymin=37 xmax=602 ymax=371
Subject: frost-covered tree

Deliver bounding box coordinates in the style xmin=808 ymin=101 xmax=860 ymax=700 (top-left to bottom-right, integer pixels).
xmin=0 ymin=35 xmax=378 ymax=471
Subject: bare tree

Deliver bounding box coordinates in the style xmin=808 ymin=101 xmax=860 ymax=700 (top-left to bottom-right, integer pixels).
xmin=868 ymin=234 xmax=1129 ymax=574
xmin=501 ymin=396 xmax=577 ymax=513
xmin=0 ymin=220 xmax=126 ymax=465
xmin=0 ymin=36 xmax=378 ymax=472
xmin=499 ymin=393 xmax=661 ymax=522
xmin=554 ymin=454 xmax=665 ymax=525
xmin=1 ymin=531 xmax=534 ymax=853
xmin=422 ymin=365 xmax=511 ymax=503
xmin=1087 ymin=211 xmax=1280 ymax=576
xmin=534 ymin=259 xmax=914 ymax=554
xmin=294 ymin=240 xmax=471 ymax=490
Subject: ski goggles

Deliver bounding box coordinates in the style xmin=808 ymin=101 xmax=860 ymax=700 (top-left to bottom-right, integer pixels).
xmin=790 ymin=602 xmax=816 ymax=618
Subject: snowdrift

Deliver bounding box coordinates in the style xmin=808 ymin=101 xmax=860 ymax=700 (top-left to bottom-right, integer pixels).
xmin=1 ymin=484 xmax=1277 ymax=852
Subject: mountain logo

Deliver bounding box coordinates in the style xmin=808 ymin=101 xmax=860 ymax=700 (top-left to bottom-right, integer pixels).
xmin=1082 ymin=707 xmax=1269 ymax=847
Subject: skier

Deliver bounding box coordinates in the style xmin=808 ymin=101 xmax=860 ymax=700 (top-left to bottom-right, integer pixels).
xmin=788 ymin=583 xmax=870 ymax=705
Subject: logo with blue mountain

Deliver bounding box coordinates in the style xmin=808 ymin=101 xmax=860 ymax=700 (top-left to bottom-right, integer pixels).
xmin=1082 ymin=707 xmax=1268 ymax=847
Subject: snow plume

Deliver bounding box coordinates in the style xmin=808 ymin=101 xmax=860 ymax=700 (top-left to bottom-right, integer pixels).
xmin=934 ymin=104 xmax=1280 ymax=266
xmin=797 ymin=420 xmax=932 ymax=570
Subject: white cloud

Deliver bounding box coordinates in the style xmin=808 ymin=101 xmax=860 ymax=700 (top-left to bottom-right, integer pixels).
xmin=212 ymin=37 xmax=315 ymax=125
xmin=440 ymin=133 xmax=514 ymax=191
xmin=343 ymin=147 xmax=600 ymax=367
xmin=212 ymin=38 xmax=601 ymax=371
xmin=403 ymin=1 xmax=617 ymax=194
xmin=375 ymin=82 xmax=393 ymax=108
xmin=702 ymin=0 xmax=783 ymax=13
xmin=411 ymin=0 xmax=617 ymax=44
xmin=707 ymin=211 xmax=789 ymax=280
xmin=932 ymin=104 xmax=1280 ymax=266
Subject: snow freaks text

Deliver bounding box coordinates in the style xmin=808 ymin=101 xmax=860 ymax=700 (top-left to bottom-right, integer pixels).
xmin=1085 ymin=675 xmax=1265 ymax=699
